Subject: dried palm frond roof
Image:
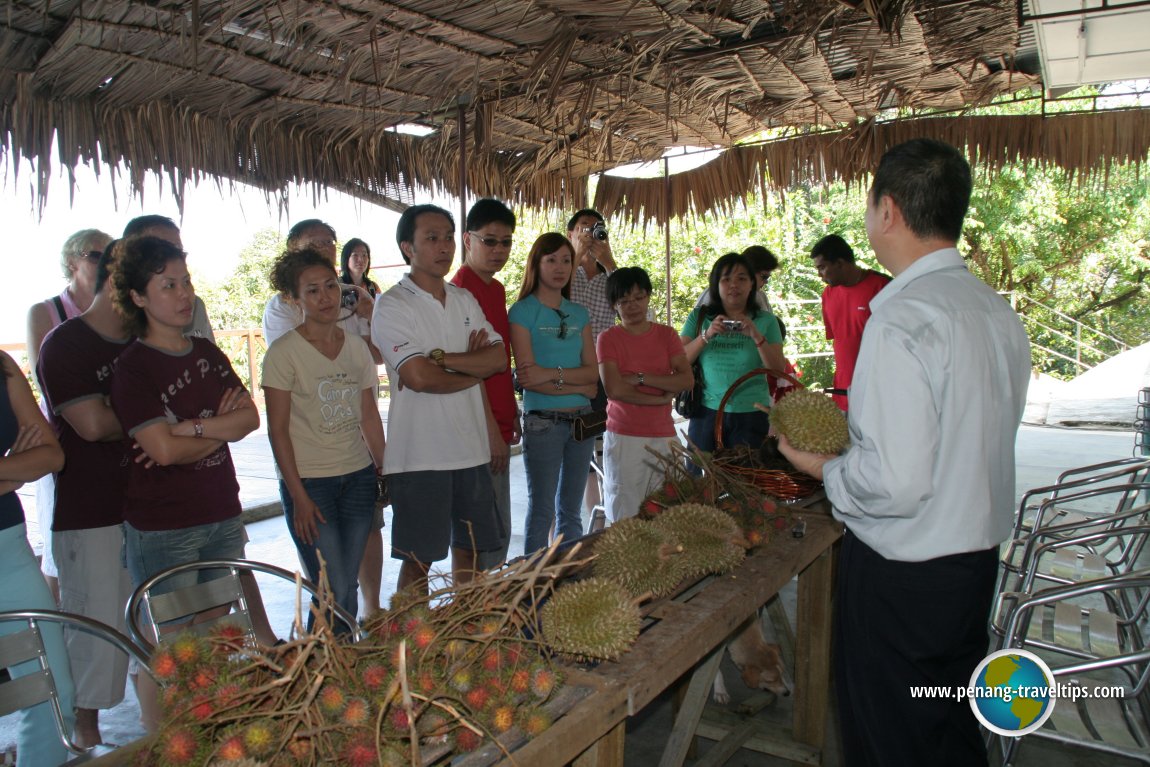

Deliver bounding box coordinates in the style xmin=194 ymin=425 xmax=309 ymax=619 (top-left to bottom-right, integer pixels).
xmin=1 ymin=0 xmax=1039 ymax=214
xmin=596 ymin=107 xmax=1150 ymax=226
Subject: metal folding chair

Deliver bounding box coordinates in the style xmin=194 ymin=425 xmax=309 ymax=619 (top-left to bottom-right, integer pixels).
xmin=124 ymin=558 xmax=361 ymax=652
xmin=0 ymin=609 xmax=152 ymax=762
xmin=995 ymin=572 xmax=1150 ymax=766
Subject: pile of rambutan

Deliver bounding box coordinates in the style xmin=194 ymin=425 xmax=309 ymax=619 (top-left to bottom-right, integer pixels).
xmin=637 ymin=441 xmax=793 ymax=548
xmin=139 ymin=548 xmax=589 ymax=766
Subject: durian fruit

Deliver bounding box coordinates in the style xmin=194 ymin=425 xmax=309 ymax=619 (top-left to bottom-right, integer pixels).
xmin=651 ymin=503 xmax=747 ymax=579
xmin=541 ymin=578 xmax=641 ymax=662
xmin=592 ymin=517 xmax=686 ymax=598
xmin=769 ymin=389 xmax=849 ymax=454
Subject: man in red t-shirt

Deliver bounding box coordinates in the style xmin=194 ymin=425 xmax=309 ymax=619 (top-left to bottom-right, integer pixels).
xmin=811 ymin=234 xmax=891 ymax=410
xmin=450 ymin=198 xmax=519 ymax=569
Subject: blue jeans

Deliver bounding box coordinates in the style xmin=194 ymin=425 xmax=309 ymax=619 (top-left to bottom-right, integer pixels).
xmin=686 ymin=406 xmax=770 ymax=474
xmin=124 ymin=516 xmax=246 ymax=594
xmin=522 ymin=411 xmax=596 ymax=555
xmin=280 ymin=463 xmax=376 ymax=623
xmin=1 ymin=524 xmax=74 ymax=767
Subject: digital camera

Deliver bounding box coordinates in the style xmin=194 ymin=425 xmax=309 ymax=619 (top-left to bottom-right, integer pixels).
xmin=341 ymin=287 xmax=358 ymax=310
xmin=721 ymin=319 xmax=744 ymax=331
xmin=591 ymin=222 xmax=609 ymax=241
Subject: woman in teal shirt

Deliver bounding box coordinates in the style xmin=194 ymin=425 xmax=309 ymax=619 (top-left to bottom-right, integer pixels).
xmin=509 ymin=233 xmax=599 ymax=554
xmin=680 ymin=252 xmax=787 ymax=460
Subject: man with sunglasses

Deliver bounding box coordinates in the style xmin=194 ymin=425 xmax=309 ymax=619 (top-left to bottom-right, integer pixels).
xmin=450 ymin=199 xmax=519 ymax=570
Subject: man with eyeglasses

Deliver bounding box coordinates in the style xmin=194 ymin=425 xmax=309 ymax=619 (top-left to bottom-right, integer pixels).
xmin=450 ymin=199 xmax=519 ymax=570
xmin=261 ymin=219 xmax=380 ymax=361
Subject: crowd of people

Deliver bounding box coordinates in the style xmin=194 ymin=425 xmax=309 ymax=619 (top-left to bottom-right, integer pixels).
xmin=3 ymin=138 xmax=1024 ymax=767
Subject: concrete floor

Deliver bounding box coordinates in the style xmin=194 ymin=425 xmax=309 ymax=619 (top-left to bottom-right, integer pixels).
xmin=1 ymin=422 xmax=1141 ymax=765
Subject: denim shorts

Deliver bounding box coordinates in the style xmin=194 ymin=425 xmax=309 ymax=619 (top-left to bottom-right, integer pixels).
xmin=124 ymin=516 xmax=246 ymax=596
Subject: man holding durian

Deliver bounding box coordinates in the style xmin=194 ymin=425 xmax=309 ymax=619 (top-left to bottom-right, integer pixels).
xmin=779 ymin=138 xmax=1031 ymax=767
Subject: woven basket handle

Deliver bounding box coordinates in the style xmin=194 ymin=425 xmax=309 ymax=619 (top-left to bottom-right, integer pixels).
xmin=714 ymin=367 xmax=805 ymax=450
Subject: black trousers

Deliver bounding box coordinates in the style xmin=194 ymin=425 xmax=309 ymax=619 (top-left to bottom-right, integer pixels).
xmin=835 ymin=529 xmax=998 ymax=767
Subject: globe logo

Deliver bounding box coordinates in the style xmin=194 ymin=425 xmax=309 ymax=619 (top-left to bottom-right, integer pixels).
xmin=969 ymin=649 xmax=1056 ymax=737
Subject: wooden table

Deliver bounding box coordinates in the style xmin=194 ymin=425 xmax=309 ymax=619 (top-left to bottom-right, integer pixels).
xmin=91 ymin=506 xmax=841 ymax=767
xmin=486 ymin=505 xmax=843 ymax=767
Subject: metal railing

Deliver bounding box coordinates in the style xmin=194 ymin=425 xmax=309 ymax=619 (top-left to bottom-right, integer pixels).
xmin=772 ymin=292 xmax=1128 ymax=380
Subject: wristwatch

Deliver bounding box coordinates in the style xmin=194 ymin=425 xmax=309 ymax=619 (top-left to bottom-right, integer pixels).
xmin=637 ymin=372 xmax=645 ymax=386
xmin=429 ymin=348 xmax=446 ymax=367
xmin=193 ymin=418 xmax=204 ymax=438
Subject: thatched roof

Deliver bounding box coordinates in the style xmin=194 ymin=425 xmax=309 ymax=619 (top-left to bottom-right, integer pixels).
xmin=596 ymin=107 xmax=1150 ymax=226
xmin=1 ymin=0 xmax=1043 ymax=214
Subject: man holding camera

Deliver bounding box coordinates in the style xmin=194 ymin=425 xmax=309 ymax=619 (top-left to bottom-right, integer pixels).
xmin=567 ymin=209 xmax=617 ymax=340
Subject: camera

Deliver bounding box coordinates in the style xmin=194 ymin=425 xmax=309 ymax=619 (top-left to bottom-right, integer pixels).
xmin=721 ymin=320 xmax=744 ymax=331
xmin=340 ymin=287 xmax=358 ymax=310
xmin=591 ymin=222 xmax=609 ymax=241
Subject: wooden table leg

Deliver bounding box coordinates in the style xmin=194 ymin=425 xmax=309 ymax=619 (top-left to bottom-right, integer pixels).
xmin=794 ymin=544 xmax=835 ymax=749
xmin=658 ymin=647 xmax=724 ymax=767
xmin=572 ymin=720 xmax=625 ymax=767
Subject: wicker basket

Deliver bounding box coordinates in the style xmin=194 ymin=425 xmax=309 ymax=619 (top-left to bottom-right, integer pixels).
xmin=714 ymin=367 xmax=823 ymax=500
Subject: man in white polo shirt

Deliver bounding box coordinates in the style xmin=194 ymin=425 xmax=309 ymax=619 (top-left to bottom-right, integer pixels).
xmin=372 ymin=204 xmax=507 ymax=595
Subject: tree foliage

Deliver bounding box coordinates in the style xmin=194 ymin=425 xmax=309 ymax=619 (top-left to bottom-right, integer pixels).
xmin=197 ymin=227 xmax=283 ymax=330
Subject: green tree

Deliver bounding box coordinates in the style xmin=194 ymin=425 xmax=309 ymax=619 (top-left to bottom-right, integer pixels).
xmin=197 ymin=228 xmax=283 ymax=330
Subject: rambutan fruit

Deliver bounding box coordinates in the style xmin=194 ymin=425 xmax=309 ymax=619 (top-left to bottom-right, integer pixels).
xmin=215 ymin=734 xmax=246 ymax=763
xmin=317 ymin=682 xmax=348 ymax=718
xmin=169 ymin=634 xmax=203 ymax=666
xmin=342 ymin=735 xmax=378 ymax=767
xmin=150 ymin=647 xmax=179 ymax=683
xmin=455 ymin=727 xmax=483 ymax=753
xmin=285 ymin=736 xmax=312 ymax=761
xmin=464 ymin=686 xmax=491 ymax=711
xmin=156 ymin=727 xmax=201 ymax=767
xmin=242 ymin=719 xmax=277 ymax=759
xmin=359 ymin=662 xmax=389 ymax=691
xmin=411 ymin=623 xmax=437 ymax=650
xmin=480 ymin=646 xmax=504 ymax=673
xmin=774 ymin=515 xmax=787 ymax=530
xmin=530 ymin=666 xmax=558 ymax=700
xmin=521 ymin=707 xmax=553 ymax=736
xmin=413 ymin=668 xmax=440 ymax=694
xmin=187 ymin=666 xmax=216 ymax=691
xmin=449 ymin=667 xmax=473 ymax=693
xmin=490 ymin=704 xmax=515 ymax=733
xmin=509 ymin=669 xmax=531 ymax=694
xmin=209 ymin=622 xmax=247 ymax=654
xmin=187 ymin=696 xmax=215 ymax=722
xmin=389 ymin=706 xmax=412 ymax=731
xmin=503 ymin=642 xmax=527 ymax=666
xmin=746 ymin=529 xmax=766 ymax=547
xmin=342 ymin=697 xmax=372 ymax=727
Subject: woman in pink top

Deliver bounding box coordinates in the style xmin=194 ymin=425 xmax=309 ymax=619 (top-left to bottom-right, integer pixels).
xmin=596 ymin=267 xmax=693 ymax=522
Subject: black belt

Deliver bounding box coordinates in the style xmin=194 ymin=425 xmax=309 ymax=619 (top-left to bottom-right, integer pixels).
xmin=526 ymin=409 xmax=578 ymax=422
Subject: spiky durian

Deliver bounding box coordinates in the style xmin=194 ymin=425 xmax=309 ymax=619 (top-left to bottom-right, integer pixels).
xmin=541 ymin=578 xmax=640 ymax=661
xmin=769 ymin=389 xmax=849 ymax=454
xmin=593 ymin=517 xmax=686 ymax=598
xmin=651 ymin=503 xmax=747 ymax=579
